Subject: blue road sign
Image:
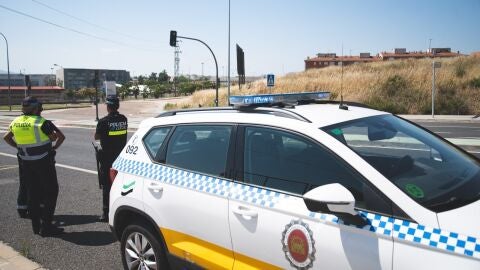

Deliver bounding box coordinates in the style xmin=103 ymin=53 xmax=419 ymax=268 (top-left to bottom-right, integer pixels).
xmin=267 ymin=74 xmax=275 ymax=87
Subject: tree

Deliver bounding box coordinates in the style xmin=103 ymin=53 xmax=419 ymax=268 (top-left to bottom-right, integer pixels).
xmin=137 ymin=75 xmax=145 ymax=85
xmin=178 ymin=82 xmax=196 ymax=96
xmin=151 ymin=84 xmax=168 ymax=98
xmin=77 ymin=88 xmax=98 ymax=101
xmin=158 ymin=70 xmax=170 ymax=83
xmin=118 ymin=82 xmax=132 ymax=100
xmin=176 ymin=75 xmax=189 ymax=83
xmin=149 ymin=72 xmax=158 ymax=81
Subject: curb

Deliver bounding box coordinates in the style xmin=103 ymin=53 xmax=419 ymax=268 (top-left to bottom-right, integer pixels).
xmin=0 ymin=242 xmax=46 ymax=270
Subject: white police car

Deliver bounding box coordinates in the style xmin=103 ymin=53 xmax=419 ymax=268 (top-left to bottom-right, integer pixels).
xmin=108 ymin=92 xmax=480 ymax=270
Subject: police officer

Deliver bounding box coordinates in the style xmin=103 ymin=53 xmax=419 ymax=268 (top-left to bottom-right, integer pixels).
xmin=16 ymin=102 xmax=65 ymax=220
xmin=94 ymin=96 xmax=127 ymax=222
xmin=3 ymin=97 xmax=64 ymax=236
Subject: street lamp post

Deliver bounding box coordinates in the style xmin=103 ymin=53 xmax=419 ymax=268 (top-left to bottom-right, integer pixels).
xmin=228 ymin=0 xmax=231 ymax=103
xmin=0 ymin=32 xmax=12 ymax=111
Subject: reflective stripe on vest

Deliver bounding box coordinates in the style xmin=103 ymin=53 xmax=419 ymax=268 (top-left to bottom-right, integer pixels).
xmin=10 ymin=115 xmax=51 ymax=160
xmin=108 ymin=129 xmax=127 ymax=136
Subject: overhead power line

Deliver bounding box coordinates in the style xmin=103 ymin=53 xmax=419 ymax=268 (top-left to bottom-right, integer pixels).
xmin=0 ymin=4 xmax=158 ymax=51
xmin=31 ymin=0 xmax=152 ymax=42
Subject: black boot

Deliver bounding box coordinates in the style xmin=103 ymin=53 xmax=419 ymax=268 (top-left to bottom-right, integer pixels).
xmin=40 ymin=223 xmax=64 ymax=237
xmin=32 ymin=219 xmax=40 ymax=235
xmin=18 ymin=209 xmax=29 ymax=219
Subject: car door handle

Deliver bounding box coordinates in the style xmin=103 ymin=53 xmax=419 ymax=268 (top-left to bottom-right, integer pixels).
xmin=232 ymin=206 xmax=258 ymax=219
xmin=147 ymin=183 xmax=163 ymax=193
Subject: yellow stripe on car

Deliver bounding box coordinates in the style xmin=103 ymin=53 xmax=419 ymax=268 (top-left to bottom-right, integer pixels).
xmin=160 ymin=227 xmax=281 ymax=270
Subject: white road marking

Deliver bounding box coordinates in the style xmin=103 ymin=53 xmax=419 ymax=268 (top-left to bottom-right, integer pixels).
xmin=422 ymin=125 xmax=480 ymax=129
xmin=0 ymin=152 xmax=97 ymax=175
xmin=0 ymin=165 xmax=18 ymax=171
xmin=435 ymin=131 xmax=451 ymax=134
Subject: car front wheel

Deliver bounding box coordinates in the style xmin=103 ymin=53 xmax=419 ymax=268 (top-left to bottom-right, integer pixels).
xmin=120 ymin=223 xmax=169 ymax=270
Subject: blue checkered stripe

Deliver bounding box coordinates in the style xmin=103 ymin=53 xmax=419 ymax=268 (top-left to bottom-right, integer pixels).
xmin=113 ymin=157 xmax=480 ymax=260
xmin=308 ymin=211 xmax=480 ymax=259
xmin=113 ymin=157 xmax=288 ymax=207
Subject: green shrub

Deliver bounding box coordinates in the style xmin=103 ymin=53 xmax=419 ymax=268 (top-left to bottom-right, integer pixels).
xmin=380 ymin=75 xmax=408 ymax=96
xmin=164 ymin=103 xmax=177 ymax=110
xmin=469 ymin=77 xmax=480 ymax=88
xmin=365 ymin=96 xmax=407 ymax=114
xmin=434 ymin=81 xmax=470 ymax=114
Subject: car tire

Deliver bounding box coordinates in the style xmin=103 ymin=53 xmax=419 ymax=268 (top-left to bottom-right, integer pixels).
xmin=120 ymin=222 xmax=169 ymax=270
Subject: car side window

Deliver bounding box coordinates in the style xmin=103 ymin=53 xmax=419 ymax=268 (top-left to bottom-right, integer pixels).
xmin=243 ymin=126 xmax=391 ymax=214
xmin=143 ymin=127 xmax=172 ymax=160
xmin=165 ymin=125 xmax=232 ymax=177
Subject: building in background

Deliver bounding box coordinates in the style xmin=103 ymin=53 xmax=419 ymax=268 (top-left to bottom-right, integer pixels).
xmin=379 ymin=48 xmax=463 ymax=61
xmin=0 ymin=86 xmax=65 ymax=105
xmin=305 ymin=52 xmax=379 ymax=69
xmin=305 ymin=48 xmax=464 ymax=70
xmin=0 ymin=73 xmax=56 ymax=86
xmin=56 ymin=68 xmax=130 ymax=90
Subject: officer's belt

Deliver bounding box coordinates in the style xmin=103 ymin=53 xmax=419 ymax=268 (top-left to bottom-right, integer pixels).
xmin=17 ymin=141 xmax=52 ymax=160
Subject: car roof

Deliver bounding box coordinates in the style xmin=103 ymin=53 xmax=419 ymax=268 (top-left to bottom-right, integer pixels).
xmin=283 ymin=104 xmax=389 ymax=127
xmin=143 ymin=103 xmax=389 ymax=129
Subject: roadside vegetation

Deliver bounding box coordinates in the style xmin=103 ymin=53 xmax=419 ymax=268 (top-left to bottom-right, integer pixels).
xmin=165 ymin=55 xmax=480 ymax=115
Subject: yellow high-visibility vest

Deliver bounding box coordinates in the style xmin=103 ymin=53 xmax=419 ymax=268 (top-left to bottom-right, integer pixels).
xmin=10 ymin=115 xmax=52 ymax=160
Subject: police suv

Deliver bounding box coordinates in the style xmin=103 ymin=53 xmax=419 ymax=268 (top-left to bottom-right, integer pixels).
xmin=108 ymin=92 xmax=480 ymax=270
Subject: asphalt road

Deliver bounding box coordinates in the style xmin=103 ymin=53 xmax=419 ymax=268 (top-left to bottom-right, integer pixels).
xmin=0 ymin=119 xmax=479 ymax=270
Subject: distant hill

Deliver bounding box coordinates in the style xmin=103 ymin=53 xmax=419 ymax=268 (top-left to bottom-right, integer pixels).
xmin=170 ymin=55 xmax=480 ymax=115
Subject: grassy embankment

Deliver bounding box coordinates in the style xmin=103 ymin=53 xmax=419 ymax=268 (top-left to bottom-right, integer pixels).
xmin=166 ymin=55 xmax=480 ymax=114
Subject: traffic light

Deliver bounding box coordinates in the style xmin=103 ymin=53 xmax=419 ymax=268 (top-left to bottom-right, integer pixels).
xmin=169 ymin=31 xmax=177 ymax=47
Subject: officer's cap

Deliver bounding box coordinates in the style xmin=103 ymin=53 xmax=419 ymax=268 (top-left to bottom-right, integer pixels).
xmin=105 ymin=96 xmax=120 ymax=106
xmin=22 ymin=96 xmax=41 ymax=107
xmin=22 ymin=96 xmax=42 ymax=114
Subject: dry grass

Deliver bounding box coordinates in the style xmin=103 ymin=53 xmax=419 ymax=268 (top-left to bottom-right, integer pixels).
xmin=167 ymin=56 xmax=480 ymax=114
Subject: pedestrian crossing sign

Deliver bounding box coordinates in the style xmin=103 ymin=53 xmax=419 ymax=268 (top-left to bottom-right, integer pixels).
xmin=267 ymin=74 xmax=275 ymax=87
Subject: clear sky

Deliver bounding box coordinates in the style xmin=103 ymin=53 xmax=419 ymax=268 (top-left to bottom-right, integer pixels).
xmin=0 ymin=0 xmax=479 ymax=77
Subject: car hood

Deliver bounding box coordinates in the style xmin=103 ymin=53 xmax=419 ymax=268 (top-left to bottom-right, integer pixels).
xmin=437 ymin=199 xmax=480 ymax=238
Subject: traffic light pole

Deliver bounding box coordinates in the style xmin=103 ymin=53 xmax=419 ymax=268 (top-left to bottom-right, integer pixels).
xmin=0 ymin=32 xmax=11 ymax=111
xmin=94 ymin=70 xmax=99 ymax=121
xmin=177 ymin=35 xmax=219 ymax=107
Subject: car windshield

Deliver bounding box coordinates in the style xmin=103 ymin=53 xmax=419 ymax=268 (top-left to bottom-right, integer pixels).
xmin=322 ymin=114 xmax=480 ymax=212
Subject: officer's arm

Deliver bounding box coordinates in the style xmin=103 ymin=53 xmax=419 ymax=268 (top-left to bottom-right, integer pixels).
xmin=52 ymin=125 xmax=65 ymax=150
xmin=48 ymin=133 xmax=57 ymax=142
xmin=94 ymin=120 xmax=104 ymax=141
xmin=3 ymin=131 xmax=17 ymax=148
xmin=53 ymin=129 xmax=65 ymax=150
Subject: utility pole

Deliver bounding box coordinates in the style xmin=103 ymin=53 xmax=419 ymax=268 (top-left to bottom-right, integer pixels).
xmin=0 ymin=32 xmax=11 ymax=111
xmin=201 ymin=62 xmax=204 ymax=77
xmin=174 ymin=41 xmax=181 ymax=97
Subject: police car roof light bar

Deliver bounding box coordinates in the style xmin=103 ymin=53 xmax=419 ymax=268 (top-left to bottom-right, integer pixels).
xmin=229 ymin=91 xmax=331 ymax=108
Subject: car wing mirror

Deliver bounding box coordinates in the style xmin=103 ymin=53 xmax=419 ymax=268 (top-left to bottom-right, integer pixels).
xmin=303 ymin=183 xmax=368 ymax=226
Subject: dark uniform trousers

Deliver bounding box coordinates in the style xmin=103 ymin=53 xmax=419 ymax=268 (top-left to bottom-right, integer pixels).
xmin=17 ymin=154 xmax=28 ymax=215
xmin=23 ymin=152 xmax=58 ymax=230
xmin=100 ymin=155 xmax=115 ymax=215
